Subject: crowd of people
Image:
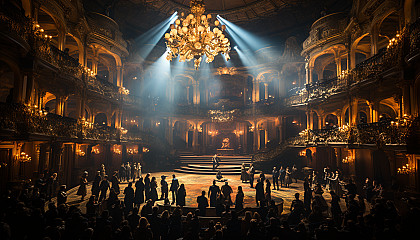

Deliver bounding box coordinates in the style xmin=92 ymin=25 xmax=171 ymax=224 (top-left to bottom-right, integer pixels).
xmin=0 ymin=162 xmax=419 ymax=240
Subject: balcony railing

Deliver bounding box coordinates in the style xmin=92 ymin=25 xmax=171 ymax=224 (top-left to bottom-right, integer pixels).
xmin=289 ymin=115 xmax=414 ymax=147
xmin=0 ymin=103 xmax=168 ymax=147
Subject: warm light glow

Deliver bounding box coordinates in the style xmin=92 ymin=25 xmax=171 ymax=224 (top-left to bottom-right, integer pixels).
xmin=164 ymin=0 xmax=230 ymax=69
xmin=397 ymin=163 xmax=414 ymax=174
xmin=16 ymin=152 xmax=32 ymax=162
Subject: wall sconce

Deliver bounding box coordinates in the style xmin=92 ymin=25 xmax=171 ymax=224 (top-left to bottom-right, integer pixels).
xmin=142 ymin=147 xmax=149 ymax=153
xmin=113 ymin=145 xmax=122 ymax=154
xmin=397 ymin=164 xmax=414 ymax=175
xmin=233 ymin=130 xmax=243 ymax=136
xmin=91 ymin=147 xmax=100 ymax=154
xmin=16 ymin=152 xmax=32 ymax=162
xmin=342 ymin=156 xmax=353 ymax=164
xmin=208 ymin=130 xmax=218 ymax=136
xmin=299 ymin=150 xmax=306 ymax=156
xmin=76 ymin=149 xmax=86 ymax=156
xmin=127 ymin=148 xmax=138 ymax=155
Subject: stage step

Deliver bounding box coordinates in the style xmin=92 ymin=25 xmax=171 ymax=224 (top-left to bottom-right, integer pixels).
xmin=174 ymin=155 xmax=252 ymax=175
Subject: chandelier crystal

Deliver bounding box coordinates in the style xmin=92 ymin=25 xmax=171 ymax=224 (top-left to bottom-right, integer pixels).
xmin=164 ymin=0 xmax=231 ymax=69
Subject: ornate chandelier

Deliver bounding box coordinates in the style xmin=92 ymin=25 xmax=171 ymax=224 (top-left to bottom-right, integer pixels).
xmin=164 ymin=0 xmax=230 ymax=69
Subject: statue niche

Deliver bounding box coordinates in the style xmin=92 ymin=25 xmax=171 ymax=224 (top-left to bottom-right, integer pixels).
xmin=221 ymin=138 xmax=230 ymax=149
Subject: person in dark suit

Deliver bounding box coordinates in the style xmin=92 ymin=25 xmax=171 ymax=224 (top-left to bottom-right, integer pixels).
xmin=255 ymin=178 xmax=264 ymax=207
xmin=197 ymin=190 xmax=209 ymax=216
xmin=170 ymin=174 xmax=179 ymax=205
xmin=248 ymin=164 xmax=255 ymax=188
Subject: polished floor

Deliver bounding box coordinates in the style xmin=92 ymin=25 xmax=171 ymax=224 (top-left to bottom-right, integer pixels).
xmin=65 ymin=171 xmax=349 ymax=215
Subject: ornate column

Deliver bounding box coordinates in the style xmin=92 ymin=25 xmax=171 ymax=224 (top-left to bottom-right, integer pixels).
xmin=116 ymin=66 xmax=123 ymax=87
xmin=253 ymin=122 xmax=258 ymax=151
xmin=350 ymin=97 xmax=359 ymax=125
xmin=55 ymin=96 xmax=65 ymax=116
xmin=309 ymin=66 xmax=314 ymax=83
xmin=192 ymin=123 xmax=199 ymax=152
xmin=335 ymin=57 xmax=342 ymax=76
xmin=252 ymin=80 xmax=260 ymax=102
xmin=193 ymin=82 xmax=200 ymax=105
xmin=318 ymin=114 xmax=323 ymax=129
xmin=370 ymin=27 xmax=379 ymax=56
xmin=306 ymin=110 xmax=313 ymax=130
xmin=186 ymin=86 xmax=190 ymax=105
xmin=58 ymin=29 xmax=66 ymax=51
xmin=264 ymin=83 xmax=269 ymax=100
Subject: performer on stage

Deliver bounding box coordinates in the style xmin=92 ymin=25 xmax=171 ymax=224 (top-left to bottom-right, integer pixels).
xmin=212 ymin=154 xmax=220 ymax=169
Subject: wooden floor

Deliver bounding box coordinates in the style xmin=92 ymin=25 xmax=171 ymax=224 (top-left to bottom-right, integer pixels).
xmin=65 ymin=171 xmax=344 ymax=215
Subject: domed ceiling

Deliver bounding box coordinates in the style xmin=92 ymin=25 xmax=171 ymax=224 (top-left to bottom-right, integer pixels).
xmin=83 ymin=0 xmax=352 ymax=43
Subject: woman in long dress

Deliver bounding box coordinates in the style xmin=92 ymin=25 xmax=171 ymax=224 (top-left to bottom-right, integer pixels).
xmin=240 ymin=163 xmax=247 ymax=182
xmin=150 ymin=176 xmax=158 ymax=202
xmin=284 ymin=167 xmax=292 ymax=188
xmin=235 ymin=186 xmax=244 ymax=211
xmin=265 ymin=179 xmax=272 ymax=202
xmin=76 ymin=171 xmax=88 ymax=201
xmin=134 ymin=177 xmax=145 ymax=207
xmin=177 ymin=184 xmax=186 ymax=206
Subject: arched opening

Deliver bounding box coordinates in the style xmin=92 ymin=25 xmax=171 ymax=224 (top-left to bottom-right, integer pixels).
xmin=94 ymin=113 xmax=108 ymax=126
xmin=64 ymin=95 xmax=78 ymax=119
xmin=352 ymin=34 xmax=371 ymax=67
xmin=378 ymin=12 xmax=400 ymax=51
xmin=43 ymin=92 xmax=57 ymax=114
xmin=173 ymin=121 xmax=188 ymax=149
xmin=313 ymin=53 xmax=335 ymax=81
xmin=358 ymin=111 xmax=368 ymax=124
xmin=38 ymin=8 xmax=61 ymax=49
xmin=325 ymin=114 xmax=339 ymax=128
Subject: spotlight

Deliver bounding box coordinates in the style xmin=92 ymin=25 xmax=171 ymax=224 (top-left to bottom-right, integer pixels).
xmin=234 ymin=46 xmax=238 ymax=50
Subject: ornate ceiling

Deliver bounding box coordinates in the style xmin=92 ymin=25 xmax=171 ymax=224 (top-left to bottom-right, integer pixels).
xmin=82 ymin=0 xmax=352 ymax=43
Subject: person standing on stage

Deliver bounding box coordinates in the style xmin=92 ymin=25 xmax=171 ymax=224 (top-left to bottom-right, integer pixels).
xmin=160 ymin=175 xmax=169 ymax=200
xmin=255 ymin=178 xmax=264 ymax=206
xmin=235 ymin=186 xmax=244 ymax=211
xmin=170 ymin=174 xmax=179 ymax=205
xmin=177 ymin=184 xmax=186 ymax=206
xmin=124 ymin=182 xmax=135 ymax=214
xmin=110 ymin=171 xmax=120 ymax=194
xmin=119 ymin=164 xmax=126 ymax=182
xmin=197 ymin=190 xmax=209 ymax=216
xmin=272 ymin=167 xmax=279 ymax=190
xmin=221 ymin=181 xmax=233 ymax=205
xmin=126 ymin=162 xmax=132 ymax=182
xmin=279 ymin=166 xmax=286 ymax=188
xmin=150 ymin=176 xmax=158 ymax=202
xmin=208 ymin=180 xmax=220 ymax=207
xmin=241 ymin=163 xmax=247 ymax=183
xmin=144 ymin=173 xmax=151 ymax=201
xmin=76 ymin=171 xmax=88 ymax=201
xmin=99 ymin=175 xmax=110 ymax=202
xmin=248 ymin=164 xmax=255 ymax=188
xmin=212 ymin=154 xmax=217 ymax=169
xmin=134 ymin=177 xmax=145 ymax=207
xmin=91 ymin=171 xmax=101 ymax=200
xmin=284 ymin=167 xmax=292 ymax=188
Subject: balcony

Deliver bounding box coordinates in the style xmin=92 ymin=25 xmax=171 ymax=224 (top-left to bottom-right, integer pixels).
xmin=302 ymin=12 xmax=347 ymax=52
xmin=0 ymin=103 xmax=171 ymax=149
xmin=86 ymin=12 xmax=128 ymax=55
xmin=289 ymin=115 xmax=414 ymax=147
